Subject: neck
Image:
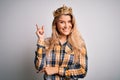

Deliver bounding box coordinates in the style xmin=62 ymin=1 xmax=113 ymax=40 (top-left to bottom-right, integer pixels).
xmin=59 ymin=35 xmax=67 ymax=45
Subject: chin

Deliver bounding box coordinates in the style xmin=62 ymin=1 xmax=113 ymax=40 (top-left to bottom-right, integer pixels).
xmin=63 ymin=33 xmax=70 ymax=36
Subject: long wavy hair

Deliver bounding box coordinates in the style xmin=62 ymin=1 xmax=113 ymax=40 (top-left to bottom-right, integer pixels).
xmin=45 ymin=13 xmax=86 ymax=63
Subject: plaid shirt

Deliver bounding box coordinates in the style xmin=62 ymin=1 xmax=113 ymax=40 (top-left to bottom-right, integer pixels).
xmin=34 ymin=38 xmax=88 ymax=80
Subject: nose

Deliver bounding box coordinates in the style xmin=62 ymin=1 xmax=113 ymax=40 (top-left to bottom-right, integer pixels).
xmin=64 ymin=23 xmax=69 ymax=28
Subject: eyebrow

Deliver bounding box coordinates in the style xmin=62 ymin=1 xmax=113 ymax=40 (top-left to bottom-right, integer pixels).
xmin=58 ymin=19 xmax=71 ymax=22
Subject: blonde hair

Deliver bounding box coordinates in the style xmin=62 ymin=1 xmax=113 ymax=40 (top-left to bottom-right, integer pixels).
xmin=46 ymin=5 xmax=86 ymax=63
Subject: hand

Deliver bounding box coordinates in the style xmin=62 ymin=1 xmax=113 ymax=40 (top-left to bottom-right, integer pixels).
xmin=44 ymin=66 xmax=58 ymax=75
xmin=36 ymin=24 xmax=44 ymax=41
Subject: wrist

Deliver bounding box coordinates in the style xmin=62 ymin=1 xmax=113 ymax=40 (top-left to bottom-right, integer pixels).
xmin=38 ymin=38 xmax=44 ymax=41
xmin=37 ymin=39 xmax=44 ymax=45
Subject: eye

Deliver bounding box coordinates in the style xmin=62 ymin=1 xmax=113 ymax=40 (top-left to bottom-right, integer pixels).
xmin=60 ymin=21 xmax=64 ymax=24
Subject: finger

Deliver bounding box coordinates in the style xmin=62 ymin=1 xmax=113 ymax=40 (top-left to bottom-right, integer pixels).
xmin=42 ymin=25 xmax=44 ymax=31
xmin=40 ymin=69 xmax=45 ymax=72
xmin=41 ymin=26 xmax=44 ymax=34
xmin=40 ymin=67 xmax=46 ymax=72
xmin=36 ymin=24 xmax=39 ymax=30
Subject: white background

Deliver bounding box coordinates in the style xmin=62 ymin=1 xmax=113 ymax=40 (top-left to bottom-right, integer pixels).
xmin=0 ymin=0 xmax=120 ymax=80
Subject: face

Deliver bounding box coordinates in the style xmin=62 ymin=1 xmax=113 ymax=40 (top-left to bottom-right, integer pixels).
xmin=56 ymin=15 xmax=72 ymax=37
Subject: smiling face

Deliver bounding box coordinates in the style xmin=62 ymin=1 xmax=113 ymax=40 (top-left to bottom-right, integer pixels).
xmin=56 ymin=14 xmax=72 ymax=37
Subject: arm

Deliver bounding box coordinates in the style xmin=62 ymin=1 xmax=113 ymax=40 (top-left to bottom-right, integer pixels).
xmin=34 ymin=24 xmax=46 ymax=72
xmin=58 ymin=45 xmax=88 ymax=79
xmin=34 ymin=40 xmax=46 ymax=71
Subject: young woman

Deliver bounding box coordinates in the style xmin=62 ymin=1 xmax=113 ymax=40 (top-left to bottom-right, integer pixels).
xmin=34 ymin=5 xmax=88 ymax=80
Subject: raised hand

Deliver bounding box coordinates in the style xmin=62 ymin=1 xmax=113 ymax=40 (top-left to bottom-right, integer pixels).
xmin=36 ymin=24 xmax=44 ymax=41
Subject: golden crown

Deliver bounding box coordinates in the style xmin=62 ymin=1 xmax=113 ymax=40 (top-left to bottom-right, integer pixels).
xmin=53 ymin=5 xmax=73 ymax=17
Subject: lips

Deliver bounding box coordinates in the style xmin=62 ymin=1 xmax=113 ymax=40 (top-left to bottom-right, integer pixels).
xmin=63 ymin=30 xmax=69 ymax=33
xmin=62 ymin=29 xmax=69 ymax=32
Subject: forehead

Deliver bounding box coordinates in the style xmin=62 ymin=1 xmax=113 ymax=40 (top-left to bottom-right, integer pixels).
xmin=58 ymin=15 xmax=71 ymax=20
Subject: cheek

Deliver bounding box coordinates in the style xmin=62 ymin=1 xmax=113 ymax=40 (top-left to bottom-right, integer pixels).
xmin=57 ymin=27 xmax=63 ymax=33
xmin=56 ymin=25 xmax=62 ymax=33
xmin=57 ymin=23 xmax=64 ymax=30
xmin=69 ymin=23 xmax=72 ymax=28
xmin=69 ymin=25 xmax=72 ymax=30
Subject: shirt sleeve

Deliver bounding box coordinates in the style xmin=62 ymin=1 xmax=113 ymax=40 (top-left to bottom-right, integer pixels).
xmin=34 ymin=40 xmax=46 ymax=71
xmin=58 ymin=45 xmax=88 ymax=79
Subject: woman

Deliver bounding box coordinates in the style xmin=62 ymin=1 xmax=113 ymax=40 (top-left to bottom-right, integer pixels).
xmin=34 ymin=5 xmax=88 ymax=80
